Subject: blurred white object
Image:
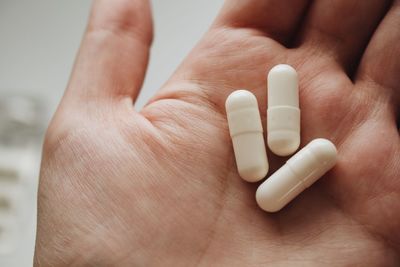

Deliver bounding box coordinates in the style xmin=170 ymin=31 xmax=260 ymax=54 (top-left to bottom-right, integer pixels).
xmin=0 ymin=95 xmax=43 ymax=266
xmin=0 ymin=214 xmax=19 ymax=255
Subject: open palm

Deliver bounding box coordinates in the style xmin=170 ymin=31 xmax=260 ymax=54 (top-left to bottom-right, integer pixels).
xmin=35 ymin=0 xmax=400 ymax=266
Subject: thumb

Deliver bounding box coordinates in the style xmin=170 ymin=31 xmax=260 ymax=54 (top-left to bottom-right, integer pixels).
xmin=63 ymin=0 xmax=153 ymax=105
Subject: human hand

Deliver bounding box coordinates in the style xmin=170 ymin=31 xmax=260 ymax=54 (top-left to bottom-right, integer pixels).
xmin=34 ymin=0 xmax=400 ymax=266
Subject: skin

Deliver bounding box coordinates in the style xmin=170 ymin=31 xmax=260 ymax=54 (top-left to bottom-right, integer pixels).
xmin=34 ymin=0 xmax=400 ymax=266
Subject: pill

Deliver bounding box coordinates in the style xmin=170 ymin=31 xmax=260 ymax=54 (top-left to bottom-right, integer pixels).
xmin=256 ymin=138 xmax=337 ymax=212
xmin=267 ymin=64 xmax=300 ymax=156
xmin=226 ymin=90 xmax=269 ymax=182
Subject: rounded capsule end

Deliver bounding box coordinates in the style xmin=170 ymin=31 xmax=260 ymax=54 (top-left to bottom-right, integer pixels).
xmin=255 ymin=186 xmax=282 ymax=212
xmin=225 ymin=90 xmax=258 ymax=113
xmin=238 ymin=164 xmax=268 ymax=183
xmin=268 ymin=131 xmax=300 ymax=156
xmin=268 ymin=64 xmax=297 ymax=80
xmin=309 ymin=138 xmax=337 ymax=166
xmin=267 ymin=64 xmax=299 ymax=108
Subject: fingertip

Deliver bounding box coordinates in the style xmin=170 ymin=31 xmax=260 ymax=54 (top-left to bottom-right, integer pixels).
xmin=88 ymin=0 xmax=153 ymax=45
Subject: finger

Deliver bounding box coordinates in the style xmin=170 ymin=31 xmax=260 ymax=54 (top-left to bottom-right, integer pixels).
xmin=297 ymin=0 xmax=392 ymax=75
xmin=148 ymin=1 xmax=311 ymax=113
xmin=65 ymin=0 xmax=153 ymax=103
xmin=213 ymin=0 xmax=311 ymax=45
xmin=356 ymin=1 xmax=400 ymax=109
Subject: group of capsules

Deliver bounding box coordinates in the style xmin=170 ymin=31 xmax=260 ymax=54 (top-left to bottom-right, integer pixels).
xmin=225 ymin=64 xmax=337 ymax=212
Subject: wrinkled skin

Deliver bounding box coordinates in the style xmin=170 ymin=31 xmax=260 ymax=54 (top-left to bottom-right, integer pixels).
xmin=34 ymin=0 xmax=400 ymax=266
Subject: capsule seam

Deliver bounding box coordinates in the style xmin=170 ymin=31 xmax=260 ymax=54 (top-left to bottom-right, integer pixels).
xmin=230 ymin=130 xmax=263 ymax=138
xmin=267 ymin=106 xmax=300 ymax=110
xmin=278 ymin=178 xmax=307 ymax=205
xmin=286 ymin=163 xmax=305 ymax=185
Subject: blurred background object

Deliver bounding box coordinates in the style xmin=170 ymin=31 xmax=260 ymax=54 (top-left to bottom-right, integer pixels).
xmin=0 ymin=0 xmax=223 ymax=266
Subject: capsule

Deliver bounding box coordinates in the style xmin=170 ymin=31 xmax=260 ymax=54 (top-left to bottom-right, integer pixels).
xmin=225 ymin=90 xmax=269 ymax=182
xmin=267 ymin=64 xmax=300 ymax=156
xmin=256 ymin=139 xmax=337 ymax=212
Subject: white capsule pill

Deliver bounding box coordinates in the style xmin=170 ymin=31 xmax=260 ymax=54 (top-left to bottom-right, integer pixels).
xmin=267 ymin=64 xmax=300 ymax=156
xmin=256 ymin=138 xmax=337 ymax=212
xmin=226 ymin=90 xmax=269 ymax=182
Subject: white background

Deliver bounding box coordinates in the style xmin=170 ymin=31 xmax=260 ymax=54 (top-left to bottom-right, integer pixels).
xmin=0 ymin=1 xmax=224 ymax=265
